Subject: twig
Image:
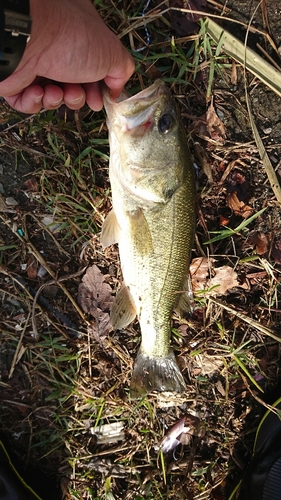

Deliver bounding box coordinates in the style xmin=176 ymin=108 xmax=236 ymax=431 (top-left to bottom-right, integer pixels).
xmin=9 ymin=312 xmax=30 ymax=379
xmin=31 ymin=269 xmax=86 ymax=339
xmin=209 ymin=297 xmax=281 ymax=343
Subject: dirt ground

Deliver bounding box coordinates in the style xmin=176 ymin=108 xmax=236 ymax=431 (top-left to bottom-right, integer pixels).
xmin=1 ymin=1 xmax=281 ymax=499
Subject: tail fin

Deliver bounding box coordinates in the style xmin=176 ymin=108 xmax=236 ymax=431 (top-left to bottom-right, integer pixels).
xmin=130 ymin=350 xmax=186 ymax=398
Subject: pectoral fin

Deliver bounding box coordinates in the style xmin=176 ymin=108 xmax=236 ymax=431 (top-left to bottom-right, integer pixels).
xmin=129 ymin=208 xmax=154 ymax=257
xmin=111 ymin=282 xmax=137 ymax=329
xmin=100 ymin=210 xmax=120 ymax=248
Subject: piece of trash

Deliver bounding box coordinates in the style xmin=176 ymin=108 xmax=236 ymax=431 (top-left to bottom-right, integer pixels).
xmin=41 ymin=216 xmax=62 ymax=233
xmin=37 ymin=265 xmax=48 ymax=279
xmin=84 ymin=421 xmax=125 ymax=445
xmin=5 ymin=196 xmax=18 ymax=206
xmin=159 ymin=415 xmax=201 ymax=453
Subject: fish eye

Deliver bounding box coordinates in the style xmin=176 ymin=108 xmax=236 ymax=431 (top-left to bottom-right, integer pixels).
xmin=158 ymin=114 xmax=175 ymax=134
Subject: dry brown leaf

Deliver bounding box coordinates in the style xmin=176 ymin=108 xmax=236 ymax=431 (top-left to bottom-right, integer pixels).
xmin=219 ymin=214 xmax=230 ymax=226
xmin=27 ymin=255 xmax=38 ymax=280
xmin=272 ymin=240 xmax=281 ymax=264
xmin=78 ymin=265 xmax=114 ymax=343
xmin=193 ymin=353 xmax=224 ymax=376
xmin=143 ymin=63 xmax=162 ymax=80
xmin=24 ymin=176 xmax=38 ymax=192
xmin=209 ymin=265 xmax=240 ymax=295
xmin=249 ymin=231 xmax=270 ymax=255
xmin=226 ymin=191 xmax=253 ymax=218
xmin=190 ymin=257 xmax=215 ymax=292
xmin=78 ymin=265 xmax=113 ymax=316
xmin=87 ymin=313 xmax=112 ymax=346
xmin=206 ymin=99 xmax=226 ymax=145
xmin=190 ymin=257 xmax=247 ymax=296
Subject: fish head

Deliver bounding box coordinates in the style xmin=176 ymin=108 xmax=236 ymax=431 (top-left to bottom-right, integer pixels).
xmin=103 ymin=80 xmax=190 ymax=207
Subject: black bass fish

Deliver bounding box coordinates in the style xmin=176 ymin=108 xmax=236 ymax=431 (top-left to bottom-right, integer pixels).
xmin=101 ymin=80 xmax=195 ymax=397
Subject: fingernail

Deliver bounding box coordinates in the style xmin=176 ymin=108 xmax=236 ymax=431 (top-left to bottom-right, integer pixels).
xmin=51 ymin=98 xmax=63 ymax=106
xmin=34 ymin=94 xmax=44 ymax=103
xmin=69 ymin=95 xmax=83 ymax=104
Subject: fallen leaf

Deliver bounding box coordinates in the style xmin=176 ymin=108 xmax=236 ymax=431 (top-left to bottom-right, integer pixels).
xmin=206 ymin=98 xmax=226 ymax=145
xmin=193 ymin=353 xmax=224 ymax=376
xmin=169 ymin=0 xmax=206 ymax=35
xmin=78 ymin=265 xmax=114 ymax=343
xmin=226 ymin=191 xmax=253 ymax=218
xmin=24 ymin=176 xmax=38 ymax=192
xmin=190 ymin=257 xmax=215 ymax=292
xmin=272 ymin=240 xmax=281 ymax=264
xmin=78 ymin=265 xmax=113 ymax=316
xmin=226 ymin=170 xmax=250 ymax=201
xmin=27 ymin=255 xmax=38 ymax=279
xmin=248 ymin=232 xmax=270 ymax=255
xmin=143 ymin=63 xmax=162 ymax=80
xmin=219 ymin=214 xmax=230 ymax=226
xmin=190 ymin=257 xmax=247 ymax=296
xmin=209 ymin=265 xmax=240 ymax=295
xmin=87 ymin=313 xmax=112 ymax=346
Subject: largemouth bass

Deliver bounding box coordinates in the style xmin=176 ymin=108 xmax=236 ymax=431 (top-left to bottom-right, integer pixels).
xmin=101 ymin=80 xmax=195 ymax=398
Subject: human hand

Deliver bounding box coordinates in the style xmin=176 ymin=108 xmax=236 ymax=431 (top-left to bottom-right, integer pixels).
xmin=0 ymin=0 xmax=134 ymax=113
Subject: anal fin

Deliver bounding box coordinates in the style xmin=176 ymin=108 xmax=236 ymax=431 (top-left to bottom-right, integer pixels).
xmin=110 ymin=282 xmax=137 ymax=330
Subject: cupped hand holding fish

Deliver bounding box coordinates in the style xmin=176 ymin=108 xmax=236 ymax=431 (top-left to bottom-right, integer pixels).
xmin=0 ymin=0 xmax=134 ymax=113
xmin=101 ymin=80 xmax=196 ymax=397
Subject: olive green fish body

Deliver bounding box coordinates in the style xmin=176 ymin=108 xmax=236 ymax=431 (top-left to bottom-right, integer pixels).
xmin=101 ymin=80 xmax=195 ymax=397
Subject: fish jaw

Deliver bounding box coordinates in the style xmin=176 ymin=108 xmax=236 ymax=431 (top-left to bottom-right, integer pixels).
xmin=130 ymin=350 xmax=186 ymax=398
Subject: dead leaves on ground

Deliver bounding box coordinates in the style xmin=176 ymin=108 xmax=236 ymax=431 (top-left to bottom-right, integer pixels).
xmin=190 ymin=257 xmax=248 ymax=297
xmin=191 ymin=98 xmax=226 ymax=147
xmin=248 ymin=231 xmax=281 ymax=263
xmin=168 ymin=0 xmax=207 ymax=36
xmin=226 ymin=191 xmax=253 ymax=219
xmin=78 ymin=264 xmax=113 ymax=345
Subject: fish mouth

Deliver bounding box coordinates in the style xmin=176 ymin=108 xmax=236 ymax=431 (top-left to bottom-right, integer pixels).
xmin=116 ymin=79 xmax=167 ymax=104
xmin=103 ymin=79 xmax=168 ymax=118
xmin=103 ymin=80 xmax=169 ymax=133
